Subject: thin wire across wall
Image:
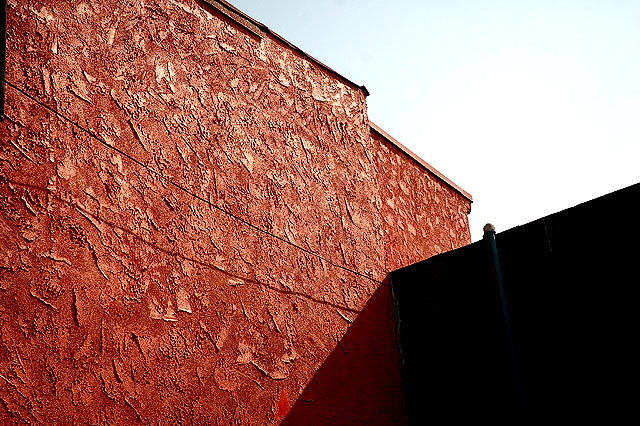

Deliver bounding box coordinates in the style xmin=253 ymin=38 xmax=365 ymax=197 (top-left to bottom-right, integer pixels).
xmin=3 ymin=79 xmax=386 ymax=286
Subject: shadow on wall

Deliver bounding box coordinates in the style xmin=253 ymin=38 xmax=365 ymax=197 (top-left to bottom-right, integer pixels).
xmin=280 ymin=283 xmax=408 ymax=425
xmin=3 ymin=178 xmax=408 ymax=424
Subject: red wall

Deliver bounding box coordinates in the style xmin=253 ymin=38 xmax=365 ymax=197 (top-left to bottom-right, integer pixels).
xmin=0 ymin=1 xmax=471 ymax=424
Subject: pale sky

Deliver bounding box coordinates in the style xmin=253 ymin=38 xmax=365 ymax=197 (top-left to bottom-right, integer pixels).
xmin=230 ymin=0 xmax=640 ymax=242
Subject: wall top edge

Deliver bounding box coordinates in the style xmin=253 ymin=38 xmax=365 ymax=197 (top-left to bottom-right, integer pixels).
xmin=369 ymin=121 xmax=473 ymax=203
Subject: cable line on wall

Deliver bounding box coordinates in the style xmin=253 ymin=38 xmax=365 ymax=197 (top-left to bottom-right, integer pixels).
xmin=3 ymin=79 xmax=385 ymax=286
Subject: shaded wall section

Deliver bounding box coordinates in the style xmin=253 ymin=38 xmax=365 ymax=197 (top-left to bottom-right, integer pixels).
xmin=0 ymin=0 xmax=471 ymax=424
xmin=391 ymin=182 xmax=640 ymax=419
xmin=280 ymin=283 xmax=406 ymax=425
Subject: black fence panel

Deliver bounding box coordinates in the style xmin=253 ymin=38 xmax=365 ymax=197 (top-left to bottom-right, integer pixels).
xmin=391 ymin=182 xmax=640 ymax=420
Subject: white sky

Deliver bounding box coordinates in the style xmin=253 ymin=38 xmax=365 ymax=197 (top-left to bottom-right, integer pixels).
xmin=229 ymin=0 xmax=640 ymax=242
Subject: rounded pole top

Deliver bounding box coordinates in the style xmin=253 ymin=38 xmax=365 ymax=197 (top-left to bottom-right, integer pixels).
xmin=483 ymin=223 xmax=496 ymax=233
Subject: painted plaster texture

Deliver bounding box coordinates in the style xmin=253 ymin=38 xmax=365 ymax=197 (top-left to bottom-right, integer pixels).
xmin=0 ymin=0 xmax=471 ymax=424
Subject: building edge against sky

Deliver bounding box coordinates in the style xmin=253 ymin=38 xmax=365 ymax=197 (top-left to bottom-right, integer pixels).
xmin=196 ymin=1 xmax=473 ymax=205
xmin=229 ymin=0 xmax=640 ymax=242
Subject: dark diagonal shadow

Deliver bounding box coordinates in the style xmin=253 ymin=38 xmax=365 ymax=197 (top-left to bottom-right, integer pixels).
xmin=279 ymin=282 xmax=407 ymax=425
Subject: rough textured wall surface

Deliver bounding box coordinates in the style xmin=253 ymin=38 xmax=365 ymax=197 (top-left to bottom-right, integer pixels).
xmin=370 ymin=130 xmax=472 ymax=271
xmin=0 ymin=0 xmax=471 ymax=424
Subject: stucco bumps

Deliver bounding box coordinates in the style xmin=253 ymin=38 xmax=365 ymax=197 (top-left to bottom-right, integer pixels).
xmin=371 ymin=130 xmax=471 ymax=271
xmin=1 ymin=0 xmax=471 ymax=424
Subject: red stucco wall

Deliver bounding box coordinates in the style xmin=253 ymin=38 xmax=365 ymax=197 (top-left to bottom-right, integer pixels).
xmin=0 ymin=1 xmax=471 ymax=424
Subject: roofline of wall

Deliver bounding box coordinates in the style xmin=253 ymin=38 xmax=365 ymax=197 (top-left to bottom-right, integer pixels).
xmin=369 ymin=121 xmax=473 ymax=202
xmin=202 ymin=2 xmax=471 ymax=203
xmin=201 ymin=0 xmax=369 ymax=97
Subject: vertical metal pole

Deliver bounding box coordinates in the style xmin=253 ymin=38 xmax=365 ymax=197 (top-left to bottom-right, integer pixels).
xmin=483 ymin=223 xmax=526 ymax=408
xmin=0 ymin=0 xmax=6 ymax=121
